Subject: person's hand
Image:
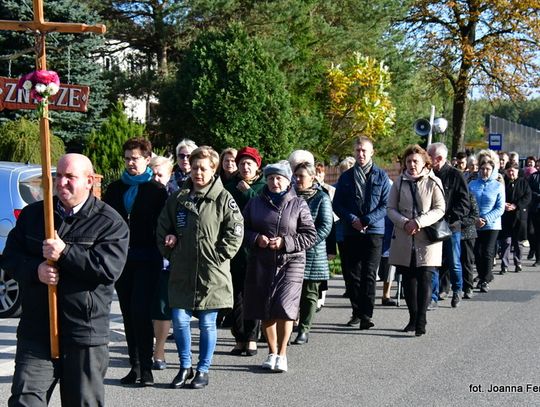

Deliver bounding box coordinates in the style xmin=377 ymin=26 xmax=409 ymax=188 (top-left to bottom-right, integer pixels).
xmin=164 ymin=234 xmax=177 ymax=248
xmin=351 ymin=218 xmax=366 ymax=232
xmin=38 ymin=261 xmax=59 ymax=286
xmin=236 ymin=180 xmax=251 ymax=192
xmin=257 ymin=234 xmax=270 ymax=248
xmin=327 ymin=254 xmax=336 ymax=261
xmin=404 ymin=220 xmax=419 ymax=235
xmin=268 ymin=237 xmax=284 ymax=250
xmin=476 ymin=218 xmax=486 ymax=228
xmin=505 ymin=203 xmax=516 ymax=211
xmin=42 ymin=231 xmax=66 ymax=262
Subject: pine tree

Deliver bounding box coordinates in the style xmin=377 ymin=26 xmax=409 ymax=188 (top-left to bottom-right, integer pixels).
xmin=0 ymin=0 xmax=109 ymax=146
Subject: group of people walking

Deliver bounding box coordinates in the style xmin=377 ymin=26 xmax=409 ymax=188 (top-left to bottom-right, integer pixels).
xmin=4 ymin=133 xmax=540 ymax=405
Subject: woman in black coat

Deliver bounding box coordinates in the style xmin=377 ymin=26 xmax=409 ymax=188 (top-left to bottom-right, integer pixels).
xmin=103 ymin=138 xmax=168 ymax=387
xmin=500 ymin=162 xmax=531 ymax=273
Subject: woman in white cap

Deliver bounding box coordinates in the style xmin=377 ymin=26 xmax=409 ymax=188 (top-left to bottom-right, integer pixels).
xmin=242 ymin=161 xmax=317 ymax=372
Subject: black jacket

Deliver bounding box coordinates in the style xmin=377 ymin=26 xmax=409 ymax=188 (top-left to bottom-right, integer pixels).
xmin=501 ymin=177 xmax=531 ymax=240
xmin=103 ymin=179 xmax=168 ymax=260
xmin=2 ymin=195 xmax=129 ymax=347
xmin=529 ymin=172 xmax=540 ymax=216
xmin=461 ymin=192 xmax=479 ymax=241
xmin=434 ymin=162 xmax=471 ymax=230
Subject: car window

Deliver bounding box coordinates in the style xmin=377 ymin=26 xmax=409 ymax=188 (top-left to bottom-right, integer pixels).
xmin=18 ymin=172 xmax=56 ymax=204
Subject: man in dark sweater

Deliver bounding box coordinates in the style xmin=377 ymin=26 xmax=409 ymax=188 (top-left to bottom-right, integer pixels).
xmin=2 ymin=154 xmax=129 ymax=406
xmin=427 ymin=143 xmax=471 ymax=308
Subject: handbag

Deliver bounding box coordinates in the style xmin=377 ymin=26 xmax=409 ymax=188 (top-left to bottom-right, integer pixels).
xmin=404 ymin=179 xmax=452 ymax=242
xmin=423 ymin=217 xmax=452 ymax=242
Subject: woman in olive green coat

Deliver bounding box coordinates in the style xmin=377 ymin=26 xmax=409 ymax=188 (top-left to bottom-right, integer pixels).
xmin=156 ymin=146 xmax=243 ymax=389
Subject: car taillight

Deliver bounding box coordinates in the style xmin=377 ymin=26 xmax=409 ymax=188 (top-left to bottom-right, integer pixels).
xmin=14 ymin=209 xmax=22 ymax=219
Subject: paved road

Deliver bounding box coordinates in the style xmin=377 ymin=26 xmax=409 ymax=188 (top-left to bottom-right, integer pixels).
xmin=1 ymin=262 xmax=540 ymax=406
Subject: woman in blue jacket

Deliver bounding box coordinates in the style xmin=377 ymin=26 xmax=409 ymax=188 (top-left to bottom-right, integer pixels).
xmin=468 ymin=156 xmax=505 ymax=293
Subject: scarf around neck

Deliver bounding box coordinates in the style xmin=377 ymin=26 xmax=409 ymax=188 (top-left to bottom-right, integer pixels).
xmin=121 ymin=167 xmax=153 ymax=214
xmin=353 ymin=160 xmax=373 ymax=210
xmin=295 ymin=184 xmax=318 ymax=201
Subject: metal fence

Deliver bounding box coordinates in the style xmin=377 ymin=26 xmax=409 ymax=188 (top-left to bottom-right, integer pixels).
xmin=488 ymin=115 xmax=540 ymax=158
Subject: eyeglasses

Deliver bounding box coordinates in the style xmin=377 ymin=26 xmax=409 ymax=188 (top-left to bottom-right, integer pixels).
xmin=124 ymin=156 xmax=144 ymax=162
xmin=178 ymin=153 xmax=190 ymax=160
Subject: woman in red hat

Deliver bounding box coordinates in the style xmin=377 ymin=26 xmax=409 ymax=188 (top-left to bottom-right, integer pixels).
xmin=224 ymin=147 xmax=266 ymax=356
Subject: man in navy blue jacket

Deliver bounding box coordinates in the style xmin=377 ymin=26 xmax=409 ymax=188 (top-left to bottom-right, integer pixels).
xmin=333 ymin=137 xmax=391 ymax=329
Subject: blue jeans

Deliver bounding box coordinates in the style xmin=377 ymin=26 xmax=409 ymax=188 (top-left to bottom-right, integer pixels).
xmin=442 ymin=231 xmax=463 ymax=293
xmin=171 ymin=308 xmax=218 ymax=373
xmin=431 ymin=269 xmax=439 ymax=302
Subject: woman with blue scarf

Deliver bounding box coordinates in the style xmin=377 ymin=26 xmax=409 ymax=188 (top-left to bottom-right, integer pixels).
xmin=103 ymin=138 xmax=168 ymax=387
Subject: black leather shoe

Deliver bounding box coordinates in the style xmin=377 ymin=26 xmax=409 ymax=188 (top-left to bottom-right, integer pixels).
xmin=415 ymin=327 xmax=426 ymax=337
xmin=230 ymin=346 xmax=245 ymax=356
xmin=139 ymin=370 xmax=154 ymax=387
xmin=190 ymin=371 xmax=209 ymax=389
xmin=170 ymin=367 xmax=194 ymax=389
xmin=120 ymin=367 xmax=140 ymax=385
xmin=359 ymin=319 xmax=375 ymax=330
xmin=346 ymin=316 xmax=361 ymax=326
xmin=292 ymin=332 xmax=309 ymax=345
xmin=515 ymin=264 xmax=522 ymax=272
xmin=403 ymin=321 xmax=415 ymax=332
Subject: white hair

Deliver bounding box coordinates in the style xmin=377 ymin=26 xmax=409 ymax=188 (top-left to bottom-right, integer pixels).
xmin=427 ymin=142 xmax=448 ymax=160
xmin=288 ymin=150 xmax=315 ymax=171
xmin=175 ymin=139 xmax=198 ymax=155
xmin=149 ymin=155 xmax=174 ymax=174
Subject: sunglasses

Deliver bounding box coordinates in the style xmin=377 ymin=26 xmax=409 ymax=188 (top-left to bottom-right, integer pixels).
xmin=177 ymin=153 xmax=190 ymax=160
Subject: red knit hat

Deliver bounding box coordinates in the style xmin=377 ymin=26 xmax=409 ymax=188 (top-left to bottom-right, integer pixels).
xmin=236 ymin=146 xmax=262 ymax=168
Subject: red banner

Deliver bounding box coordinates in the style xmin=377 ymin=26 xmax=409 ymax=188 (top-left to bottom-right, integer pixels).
xmin=0 ymin=76 xmax=90 ymax=112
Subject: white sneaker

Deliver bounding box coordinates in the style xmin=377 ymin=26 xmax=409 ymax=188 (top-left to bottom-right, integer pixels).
xmin=274 ymin=355 xmax=288 ymax=372
xmin=261 ymin=353 xmax=277 ymax=370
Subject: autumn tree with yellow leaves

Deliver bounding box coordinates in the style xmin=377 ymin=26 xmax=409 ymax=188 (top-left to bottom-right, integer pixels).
xmin=326 ymin=52 xmax=396 ymax=160
xmin=403 ymin=0 xmax=540 ymax=156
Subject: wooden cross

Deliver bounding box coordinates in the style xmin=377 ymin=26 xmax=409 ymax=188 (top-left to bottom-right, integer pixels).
xmin=0 ymin=0 xmax=106 ymax=359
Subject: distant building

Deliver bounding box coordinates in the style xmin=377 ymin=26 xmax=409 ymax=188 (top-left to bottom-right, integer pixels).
xmin=96 ymin=40 xmax=158 ymax=124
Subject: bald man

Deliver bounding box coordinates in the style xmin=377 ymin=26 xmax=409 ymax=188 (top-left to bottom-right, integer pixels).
xmin=2 ymin=154 xmax=129 ymax=407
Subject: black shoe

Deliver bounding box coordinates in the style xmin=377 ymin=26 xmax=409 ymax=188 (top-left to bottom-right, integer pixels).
xmin=245 ymin=342 xmax=258 ymax=356
xmin=359 ymin=319 xmax=374 ymax=330
xmin=292 ymin=332 xmax=309 ymax=345
xmin=500 ymin=266 xmax=507 ymax=275
xmin=190 ymin=371 xmax=209 ymax=389
xmin=230 ymin=345 xmax=245 ymax=356
xmin=139 ymin=370 xmax=154 ymax=387
xmin=463 ymin=289 xmax=473 ymax=299
xmin=403 ymin=321 xmax=415 ymax=332
xmin=532 ymin=263 xmax=537 ymax=267
xmin=120 ymin=367 xmax=140 ymax=385
xmin=170 ymin=367 xmax=194 ymax=389
xmin=515 ymin=264 xmax=522 ymax=272
xmin=346 ymin=316 xmax=361 ymax=326
xmin=451 ymin=292 xmax=461 ymax=308
xmin=479 ymin=282 xmax=489 ymax=293
xmin=381 ymin=298 xmax=397 ymax=306
xmin=415 ymin=327 xmax=426 ymax=336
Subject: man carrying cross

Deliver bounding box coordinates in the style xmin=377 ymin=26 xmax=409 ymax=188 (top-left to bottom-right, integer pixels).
xmin=2 ymin=154 xmax=129 ymax=406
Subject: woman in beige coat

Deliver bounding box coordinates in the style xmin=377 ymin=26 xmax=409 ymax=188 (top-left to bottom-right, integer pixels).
xmin=388 ymin=145 xmax=446 ymax=336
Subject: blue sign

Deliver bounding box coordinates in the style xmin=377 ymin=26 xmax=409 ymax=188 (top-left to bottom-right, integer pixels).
xmin=488 ymin=133 xmax=503 ymax=151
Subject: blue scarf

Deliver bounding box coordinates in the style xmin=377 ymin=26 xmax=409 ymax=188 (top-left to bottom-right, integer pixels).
xmin=121 ymin=167 xmax=153 ymax=214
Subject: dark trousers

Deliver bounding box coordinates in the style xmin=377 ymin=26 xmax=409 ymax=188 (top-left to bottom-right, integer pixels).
xmin=474 ymin=230 xmax=499 ymax=283
xmin=337 ymin=241 xmax=352 ymax=295
xmin=461 ymin=238 xmax=476 ymax=292
xmin=532 ymin=214 xmax=540 ymax=262
xmin=501 ymin=236 xmax=522 ymax=268
xmin=9 ymin=339 xmax=108 ymax=407
xmin=298 ymin=280 xmax=322 ymax=333
xmin=231 ymin=266 xmax=260 ymax=342
xmin=115 ymin=258 xmax=161 ymax=371
xmin=399 ymin=265 xmax=432 ymax=331
xmin=343 ymin=234 xmax=383 ymax=320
